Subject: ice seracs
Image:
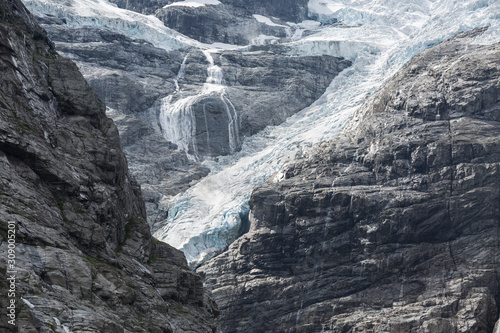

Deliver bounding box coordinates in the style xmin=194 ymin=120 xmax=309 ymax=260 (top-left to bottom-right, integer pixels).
xmin=23 ymin=0 xmax=200 ymax=51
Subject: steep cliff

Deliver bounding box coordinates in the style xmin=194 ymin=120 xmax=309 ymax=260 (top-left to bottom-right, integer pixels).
xmin=199 ymin=28 xmax=500 ymax=332
xmin=0 ymin=0 xmax=216 ymax=332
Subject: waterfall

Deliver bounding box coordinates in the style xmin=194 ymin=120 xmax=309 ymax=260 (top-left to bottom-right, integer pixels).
xmin=174 ymin=54 xmax=188 ymax=92
xmin=159 ymin=49 xmax=240 ymax=157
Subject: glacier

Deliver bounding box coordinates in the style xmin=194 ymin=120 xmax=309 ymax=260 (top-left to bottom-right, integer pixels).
xmin=154 ymin=0 xmax=500 ymax=268
xmin=23 ymin=0 xmax=200 ymax=51
xmin=22 ymin=0 xmax=500 ymax=268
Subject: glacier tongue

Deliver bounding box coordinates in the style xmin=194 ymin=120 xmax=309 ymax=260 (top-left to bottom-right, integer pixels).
xmin=154 ymin=0 xmax=500 ymax=267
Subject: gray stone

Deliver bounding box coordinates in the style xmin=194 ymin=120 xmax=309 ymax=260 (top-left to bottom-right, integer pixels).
xmin=0 ymin=0 xmax=216 ymax=331
xmin=198 ymin=28 xmax=500 ymax=333
xmin=109 ymin=0 xmax=312 ymax=45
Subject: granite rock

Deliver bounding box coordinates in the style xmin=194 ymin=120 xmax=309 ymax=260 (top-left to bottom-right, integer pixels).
xmin=110 ymin=0 xmax=312 ymax=45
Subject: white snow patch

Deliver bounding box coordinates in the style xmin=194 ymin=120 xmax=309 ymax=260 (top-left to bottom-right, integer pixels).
xmin=253 ymin=14 xmax=288 ymax=28
xmin=250 ymin=34 xmax=280 ymax=45
xmin=295 ymin=20 xmax=322 ymax=30
xmin=21 ymin=298 xmax=35 ymax=309
xmin=164 ymin=0 xmax=220 ymax=8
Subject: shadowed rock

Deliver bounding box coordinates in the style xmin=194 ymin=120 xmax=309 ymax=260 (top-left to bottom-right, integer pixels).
xmin=0 ymin=0 xmax=217 ymax=331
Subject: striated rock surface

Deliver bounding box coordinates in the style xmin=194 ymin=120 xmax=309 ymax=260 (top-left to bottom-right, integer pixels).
xmin=199 ymin=28 xmax=500 ymax=332
xmin=0 ymin=0 xmax=216 ymax=331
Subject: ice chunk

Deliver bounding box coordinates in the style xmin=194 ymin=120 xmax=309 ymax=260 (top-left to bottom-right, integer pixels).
xmin=253 ymin=14 xmax=289 ymax=28
xmin=164 ymin=0 xmax=221 ymax=8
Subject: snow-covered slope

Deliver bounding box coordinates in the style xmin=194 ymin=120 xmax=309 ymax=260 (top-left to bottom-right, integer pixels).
xmin=23 ymin=0 xmax=200 ymax=50
xmin=22 ymin=0 xmax=500 ymax=268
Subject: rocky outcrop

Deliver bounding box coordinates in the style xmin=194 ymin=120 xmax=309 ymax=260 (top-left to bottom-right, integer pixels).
xmin=199 ymin=28 xmax=500 ymax=332
xmin=171 ymin=47 xmax=351 ymax=155
xmin=219 ymin=48 xmax=351 ymax=137
xmin=27 ymin=15 xmax=212 ymax=230
xmin=111 ymin=0 xmax=313 ymax=45
xmin=110 ymin=0 xmax=309 ymax=23
xmin=0 ymin=0 xmax=216 ymax=331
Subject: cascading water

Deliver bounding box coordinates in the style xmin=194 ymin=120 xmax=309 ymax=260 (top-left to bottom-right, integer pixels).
xmin=174 ymin=54 xmax=188 ymax=92
xmin=158 ymin=49 xmax=240 ymax=157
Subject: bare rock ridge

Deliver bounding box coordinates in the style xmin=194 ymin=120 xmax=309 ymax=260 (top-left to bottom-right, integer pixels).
xmin=199 ymin=28 xmax=500 ymax=332
xmin=0 ymin=0 xmax=216 ymax=332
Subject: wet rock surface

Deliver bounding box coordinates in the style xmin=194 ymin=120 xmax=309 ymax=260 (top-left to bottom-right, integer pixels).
xmin=0 ymin=1 xmax=216 ymax=331
xmin=198 ymin=29 xmax=500 ymax=333
xmin=172 ymin=48 xmax=351 ymax=155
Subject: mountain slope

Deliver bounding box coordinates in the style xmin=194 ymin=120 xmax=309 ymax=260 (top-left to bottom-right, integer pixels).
xmin=199 ymin=28 xmax=500 ymax=332
xmin=0 ymin=0 xmax=216 ymax=331
xmin=22 ymin=0 xmax=352 ymax=255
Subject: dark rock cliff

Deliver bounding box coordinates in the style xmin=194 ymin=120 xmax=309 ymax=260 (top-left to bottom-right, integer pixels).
xmin=199 ymin=28 xmax=500 ymax=332
xmin=0 ymin=0 xmax=216 ymax=332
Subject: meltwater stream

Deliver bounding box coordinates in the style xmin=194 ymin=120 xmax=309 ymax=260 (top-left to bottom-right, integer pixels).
xmin=154 ymin=0 xmax=500 ymax=267
xmin=159 ymin=50 xmax=240 ymax=156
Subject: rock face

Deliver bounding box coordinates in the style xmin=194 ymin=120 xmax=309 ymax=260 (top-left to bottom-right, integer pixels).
xmin=169 ymin=47 xmax=350 ymax=156
xmin=0 ymin=1 xmax=216 ymax=332
xmin=43 ymin=24 xmax=212 ymax=230
xmin=110 ymin=0 xmax=311 ymax=45
xmin=199 ymin=28 xmax=500 ymax=332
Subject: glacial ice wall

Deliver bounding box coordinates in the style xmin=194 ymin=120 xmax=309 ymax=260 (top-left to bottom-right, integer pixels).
xmin=23 ymin=0 xmax=199 ymax=51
